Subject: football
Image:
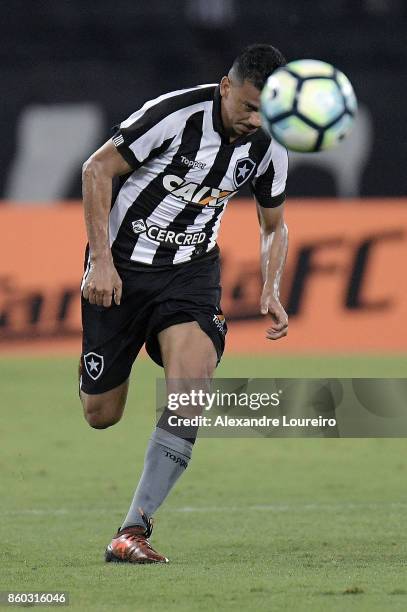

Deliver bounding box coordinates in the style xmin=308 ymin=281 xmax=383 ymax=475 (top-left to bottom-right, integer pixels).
xmin=260 ymin=59 xmax=357 ymax=152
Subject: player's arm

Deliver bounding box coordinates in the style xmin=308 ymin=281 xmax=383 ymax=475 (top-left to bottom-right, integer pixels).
xmin=257 ymin=202 xmax=288 ymax=340
xmin=81 ymin=141 xmax=131 ymax=308
xmin=251 ymin=139 xmax=289 ymax=340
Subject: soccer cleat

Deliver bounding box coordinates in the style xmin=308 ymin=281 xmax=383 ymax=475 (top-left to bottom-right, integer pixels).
xmin=105 ymin=508 xmax=168 ymax=564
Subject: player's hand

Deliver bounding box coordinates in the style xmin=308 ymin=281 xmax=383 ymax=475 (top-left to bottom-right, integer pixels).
xmin=82 ymin=257 xmax=122 ymax=308
xmin=260 ymin=286 xmax=288 ymax=340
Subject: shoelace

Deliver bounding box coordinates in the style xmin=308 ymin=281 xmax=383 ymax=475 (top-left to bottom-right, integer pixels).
xmin=116 ymin=508 xmax=154 ymax=541
xmin=138 ymin=507 xmax=153 ymax=538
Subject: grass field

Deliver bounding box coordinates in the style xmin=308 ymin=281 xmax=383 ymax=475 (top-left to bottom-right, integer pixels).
xmin=1 ymin=354 xmax=406 ymax=611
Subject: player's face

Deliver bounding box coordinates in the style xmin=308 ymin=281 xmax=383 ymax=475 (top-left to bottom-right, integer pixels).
xmin=220 ymin=76 xmax=262 ymax=140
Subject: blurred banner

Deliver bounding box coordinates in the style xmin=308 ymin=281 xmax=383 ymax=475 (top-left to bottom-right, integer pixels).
xmin=0 ymin=199 xmax=406 ymax=354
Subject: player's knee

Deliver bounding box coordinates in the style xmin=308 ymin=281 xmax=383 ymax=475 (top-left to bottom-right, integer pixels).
xmin=82 ymin=396 xmax=123 ymax=429
xmin=86 ymin=411 xmax=120 ymax=430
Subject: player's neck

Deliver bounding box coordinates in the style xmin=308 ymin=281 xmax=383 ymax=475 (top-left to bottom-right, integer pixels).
xmin=220 ymin=102 xmax=239 ymax=143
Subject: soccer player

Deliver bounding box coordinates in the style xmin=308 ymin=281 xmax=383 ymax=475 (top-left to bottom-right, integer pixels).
xmin=80 ymin=44 xmax=289 ymax=563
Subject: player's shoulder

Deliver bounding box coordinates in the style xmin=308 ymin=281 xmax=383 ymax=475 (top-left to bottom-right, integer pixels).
xmin=120 ymin=84 xmax=217 ymax=132
xmin=252 ymin=128 xmax=288 ymax=164
xmin=144 ymin=84 xmax=217 ymax=115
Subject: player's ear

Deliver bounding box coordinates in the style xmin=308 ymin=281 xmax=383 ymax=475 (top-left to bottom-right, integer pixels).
xmin=220 ymin=76 xmax=231 ymax=98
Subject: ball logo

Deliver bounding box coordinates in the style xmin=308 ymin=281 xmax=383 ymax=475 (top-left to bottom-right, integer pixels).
xmin=233 ymin=158 xmax=256 ymax=188
xmin=84 ymin=352 xmax=104 ymax=380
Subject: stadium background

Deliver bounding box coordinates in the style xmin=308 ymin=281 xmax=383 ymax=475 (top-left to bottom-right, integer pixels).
xmin=1 ymin=2 xmax=406 ymax=611
xmin=1 ymin=0 xmax=407 ymax=354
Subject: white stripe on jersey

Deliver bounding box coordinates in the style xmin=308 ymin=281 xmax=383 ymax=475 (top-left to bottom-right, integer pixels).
xmin=254 ymin=140 xmax=273 ymax=177
xmin=109 ymin=167 xmax=154 ymax=246
xmin=270 ymin=140 xmax=289 ymax=196
xmin=80 ymin=255 xmax=91 ymax=291
xmin=173 ymin=207 xmax=216 ymax=264
xmin=128 ymin=101 xmax=212 ymax=166
xmin=206 ymin=206 xmax=227 ymax=252
xmin=253 ymin=139 xmax=288 ymax=197
xmin=112 ymin=134 xmax=124 ymax=146
xmin=184 ymin=102 xmax=221 ymax=178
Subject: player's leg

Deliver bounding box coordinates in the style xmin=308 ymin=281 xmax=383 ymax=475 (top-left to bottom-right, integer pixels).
xmin=80 ymin=379 xmax=129 ymax=429
xmin=106 ymin=321 xmax=217 ymax=564
xmin=79 ymin=276 xmax=146 ymax=430
xmin=106 ymin=255 xmax=226 ymax=564
xmin=159 ymin=320 xmax=217 ymax=379
xmin=120 ymin=321 xmax=216 ymax=527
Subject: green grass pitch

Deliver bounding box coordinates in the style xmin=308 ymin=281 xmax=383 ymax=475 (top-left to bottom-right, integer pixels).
xmin=1 ymin=354 xmax=406 ymax=611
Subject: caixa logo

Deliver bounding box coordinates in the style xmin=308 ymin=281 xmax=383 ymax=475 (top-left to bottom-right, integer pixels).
xmin=162 ymin=174 xmax=237 ymax=208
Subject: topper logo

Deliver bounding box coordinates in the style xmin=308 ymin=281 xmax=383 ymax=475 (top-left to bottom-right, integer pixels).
xmin=181 ymin=156 xmax=206 ymax=169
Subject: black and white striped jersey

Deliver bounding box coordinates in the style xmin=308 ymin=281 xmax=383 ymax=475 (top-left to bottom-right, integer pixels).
xmin=109 ymin=84 xmax=288 ymax=270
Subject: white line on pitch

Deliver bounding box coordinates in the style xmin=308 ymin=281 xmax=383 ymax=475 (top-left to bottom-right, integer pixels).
xmin=1 ymin=502 xmax=407 ymax=516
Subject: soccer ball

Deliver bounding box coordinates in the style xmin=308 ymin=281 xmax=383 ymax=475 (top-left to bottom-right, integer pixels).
xmin=260 ymin=59 xmax=357 ymax=152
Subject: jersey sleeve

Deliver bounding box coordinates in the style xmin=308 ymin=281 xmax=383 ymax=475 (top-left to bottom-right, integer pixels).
xmin=111 ymin=86 xmax=215 ymax=170
xmin=251 ymin=139 xmax=288 ymax=208
xmin=111 ymin=102 xmax=179 ymax=170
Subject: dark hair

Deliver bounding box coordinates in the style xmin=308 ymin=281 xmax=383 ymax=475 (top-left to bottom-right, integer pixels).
xmin=230 ymin=44 xmax=286 ymax=90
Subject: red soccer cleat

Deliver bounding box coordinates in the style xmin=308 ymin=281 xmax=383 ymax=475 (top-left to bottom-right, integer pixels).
xmin=105 ymin=509 xmax=168 ymax=564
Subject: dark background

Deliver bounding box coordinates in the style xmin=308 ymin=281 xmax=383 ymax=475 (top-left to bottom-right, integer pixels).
xmin=2 ymin=0 xmax=407 ymax=198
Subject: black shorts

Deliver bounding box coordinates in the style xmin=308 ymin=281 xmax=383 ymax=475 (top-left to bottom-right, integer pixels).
xmin=80 ymin=251 xmax=227 ymax=394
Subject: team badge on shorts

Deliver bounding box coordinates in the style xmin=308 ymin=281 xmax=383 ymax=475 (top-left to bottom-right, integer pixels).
xmin=83 ymin=352 xmax=104 ymax=380
xmin=233 ymin=157 xmax=256 ymax=188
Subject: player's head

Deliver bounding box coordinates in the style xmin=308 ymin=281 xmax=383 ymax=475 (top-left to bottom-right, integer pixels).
xmin=220 ymin=44 xmax=286 ymax=139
